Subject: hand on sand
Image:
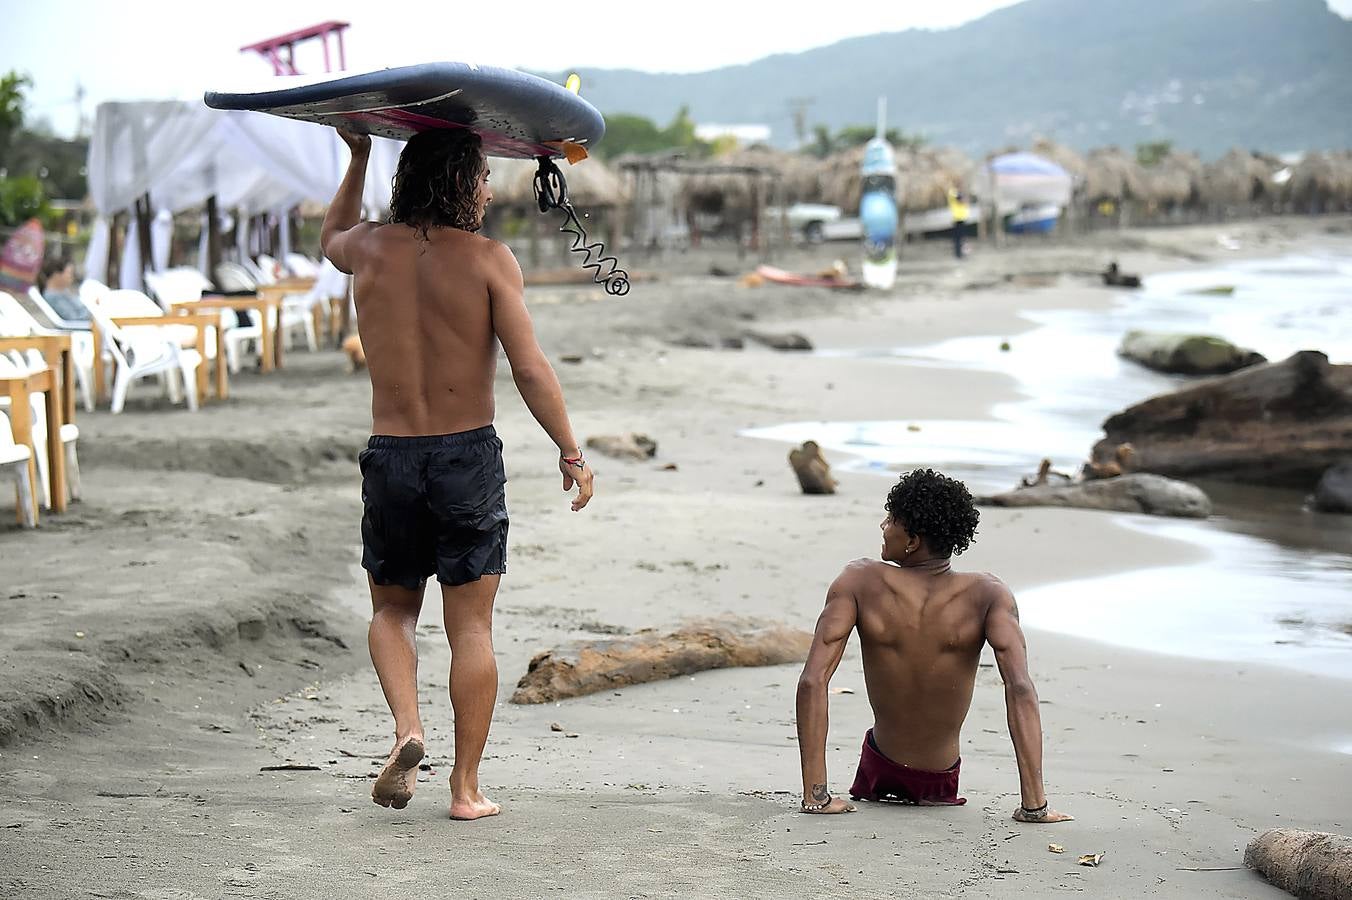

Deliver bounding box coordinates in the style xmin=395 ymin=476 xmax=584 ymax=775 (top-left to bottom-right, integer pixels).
xmin=560 ymin=456 xmax=594 ymax=512
xmin=800 ymin=797 xmax=856 ymax=815
xmin=1012 ymin=806 xmax=1074 ymax=824
xmin=336 ymin=128 xmax=371 ymax=154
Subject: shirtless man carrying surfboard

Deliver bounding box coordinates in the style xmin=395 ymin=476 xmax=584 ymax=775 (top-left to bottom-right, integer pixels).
xmin=322 ymin=128 xmax=594 ymax=820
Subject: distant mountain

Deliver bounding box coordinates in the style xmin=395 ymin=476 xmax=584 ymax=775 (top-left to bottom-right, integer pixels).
xmin=546 ymin=0 xmax=1352 ymax=156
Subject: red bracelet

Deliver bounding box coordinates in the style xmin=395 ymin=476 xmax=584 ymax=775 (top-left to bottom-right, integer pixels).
xmin=562 ymin=454 xmax=585 ymax=468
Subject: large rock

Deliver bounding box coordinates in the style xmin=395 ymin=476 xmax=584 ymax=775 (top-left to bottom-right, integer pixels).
xmin=979 ymin=473 xmax=1212 ymax=518
xmin=1118 ymin=330 xmax=1266 ymax=375
xmin=511 ymin=620 xmax=812 ymax=704
xmin=1245 ymin=829 xmax=1352 ymax=900
xmin=1092 ymin=351 xmax=1352 ymax=487
xmin=1313 ymin=462 xmax=1352 ymax=513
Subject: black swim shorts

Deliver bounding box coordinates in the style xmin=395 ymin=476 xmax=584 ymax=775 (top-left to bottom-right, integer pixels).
xmin=358 ymin=426 xmax=508 ymax=589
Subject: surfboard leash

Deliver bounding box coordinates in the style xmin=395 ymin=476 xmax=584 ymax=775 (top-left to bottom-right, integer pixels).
xmin=533 ymin=156 xmax=631 ymax=296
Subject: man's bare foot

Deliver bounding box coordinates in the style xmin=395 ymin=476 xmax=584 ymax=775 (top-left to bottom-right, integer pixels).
xmin=1012 ymin=806 xmax=1074 ymax=823
xmin=800 ymin=796 xmax=856 ymax=815
xmin=449 ymin=791 xmax=501 ymax=821
xmin=371 ymin=736 xmax=424 ymax=810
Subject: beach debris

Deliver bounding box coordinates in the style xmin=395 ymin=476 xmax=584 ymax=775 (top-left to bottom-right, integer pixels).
xmin=1078 ymin=852 xmax=1105 ymax=867
xmin=1021 ymin=458 xmax=1074 ymax=488
xmin=1245 ymin=828 xmax=1352 ymax=900
xmin=1101 ymin=261 xmax=1141 ymax=288
xmin=743 ymin=329 xmax=814 ymax=351
xmin=788 ymin=441 xmax=838 ymax=495
xmin=549 ymin=722 xmax=564 ymax=732
xmin=830 ymin=687 xmax=855 ymax=695
xmin=907 ymin=424 xmax=922 ymax=432
xmin=1081 ymin=443 xmax=1136 ymax=480
xmin=586 ymin=433 xmax=657 ymax=461
xmin=1118 ymin=330 xmax=1266 ymax=375
xmin=1313 ymin=462 xmax=1352 ymax=514
xmin=1049 ymin=844 xmax=1065 ymax=854
xmin=1000 ymin=341 xmax=1011 ymax=352
xmin=749 ymin=264 xmax=863 ymax=291
xmin=510 ymin=618 xmax=812 ymax=704
xmin=661 ymin=463 xmax=679 ymax=471
xmin=259 ymin=764 xmax=321 ymax=772
xmin=1093 ymin=351 xmax=1352 ymax=488
xmin=559 ymin=354 xmax=584 ymax=364
xmin=1185 ymin=285 xmax=1237 ymax=296
xmin=979 ymin=473 xmax=1212 ymax=518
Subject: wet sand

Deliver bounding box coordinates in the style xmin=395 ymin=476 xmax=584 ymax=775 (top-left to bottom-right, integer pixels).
xmin=1 ymin=219 xmax=1350 ymax=898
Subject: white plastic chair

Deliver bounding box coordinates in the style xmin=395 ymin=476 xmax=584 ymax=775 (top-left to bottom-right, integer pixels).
xmin=214 ymin=262 xmax=258 ymax=293
xmin=84 ymin=301 xmax=200 ymax=414
xmin=283 ymin=253 xmax=320 ymax=278
xmin=255 ymin=254 xmax=281 ymax=285
xmin=0 ymin=291 xmax=96 ymax=413
xmin=0 ymin=409 xmax=36 ymax=528
xmin=27 ymin=284 xmax=91 ymax=330
xmin=278 ymin=260 xmax=350 ymax=352
xmin=0 ymin=350 xmax=80 ymax=506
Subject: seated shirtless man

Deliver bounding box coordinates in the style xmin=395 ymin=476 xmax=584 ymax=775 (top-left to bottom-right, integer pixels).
xmin=321 ymin=128 xmax=595 ymax=821
xmin=795 ymin=468 xmax=1071 ymax=823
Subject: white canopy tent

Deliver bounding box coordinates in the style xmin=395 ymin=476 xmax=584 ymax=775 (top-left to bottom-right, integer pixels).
xmin=85 ymin=100 xmax=403 ymax=288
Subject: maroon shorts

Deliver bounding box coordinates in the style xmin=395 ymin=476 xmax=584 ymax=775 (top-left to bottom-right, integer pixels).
xmin=848 ymin=729 xmax=967 ymax=806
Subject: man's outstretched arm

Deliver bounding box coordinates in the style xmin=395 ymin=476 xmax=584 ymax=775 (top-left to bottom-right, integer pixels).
xmin=486 ymin=241 xmax=593 ymax=511
xmin=320 ymin=129 xmax=375 ymax=274
xmin=985 ymin=577 xmax=1073 ymax=823
xmin=795 ymin=570 xmax=858 ymax=815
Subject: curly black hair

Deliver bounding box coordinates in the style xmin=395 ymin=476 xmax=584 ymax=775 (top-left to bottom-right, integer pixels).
xmin=885 ymin=468 xmax=980 ymax=557
xmin=388 ymin=129 xmax=487 ymax=238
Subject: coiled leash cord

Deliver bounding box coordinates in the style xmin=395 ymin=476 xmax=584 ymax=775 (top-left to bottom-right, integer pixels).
xmin=533 ymin=156 xmax=631 ymax=297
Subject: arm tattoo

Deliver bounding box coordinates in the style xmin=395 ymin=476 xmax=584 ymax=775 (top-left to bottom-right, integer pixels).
xmin=811 ymin=783 xmax=829 ymax=803
xmin=1010 ymin=599 xmax=1020 ymax=621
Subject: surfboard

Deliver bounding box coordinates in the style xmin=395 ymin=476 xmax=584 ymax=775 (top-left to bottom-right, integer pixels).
xmin=204 ymin=62 xmax=606 ymax=160
xmin=858 ymin=99 xmax=898 ymax=290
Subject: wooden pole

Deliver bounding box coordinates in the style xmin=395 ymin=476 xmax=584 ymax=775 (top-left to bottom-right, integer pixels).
xmin=206 ymin=195 xmax=222 ymax=284
xmin=134 ymin=194 xmax=153 ymax=284
xmin=108 ymin=211 xmax=124 ymax=288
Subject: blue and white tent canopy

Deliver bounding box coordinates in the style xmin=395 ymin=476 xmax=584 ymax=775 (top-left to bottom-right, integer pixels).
xmin=975 ymin=152 xmax=1074 ymax=212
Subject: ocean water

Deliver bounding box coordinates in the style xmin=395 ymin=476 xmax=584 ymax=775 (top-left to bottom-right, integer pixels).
xmin=742 ymin=252 xmax=1352 ymax=678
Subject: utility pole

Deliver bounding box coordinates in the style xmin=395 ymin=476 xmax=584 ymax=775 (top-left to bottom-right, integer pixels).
xmin=787 ymin=97 xmax=814 ymax=149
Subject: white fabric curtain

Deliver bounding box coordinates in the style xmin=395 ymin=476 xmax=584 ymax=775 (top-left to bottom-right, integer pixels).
xmin=151 ymin=208 xmax=172 ymax=273
xmin=86 ymin=100 xmax=405 ymax=277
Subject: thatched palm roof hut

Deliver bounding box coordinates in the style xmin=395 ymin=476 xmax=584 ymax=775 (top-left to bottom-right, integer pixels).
xmin=1083 ymin=147 xmax=1147 ymax=202
xmin=487 ymin=155 xmax=629 ymax=208
xmin=1199 ymin=148 xmax=1274 ymax=209
xmin=1286 ymin=151 xmax=1352 ymax=212
xmin=1141 ymin=150 xmax=1203 ymax=209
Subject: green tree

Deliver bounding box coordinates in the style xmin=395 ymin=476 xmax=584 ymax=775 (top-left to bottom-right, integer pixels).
xmin=1136 ymin=140 xmax=1173 ymax=167
xmin=802 ymin=124 xmax=928 ymax=157
xmin=596 ymin=107 xmax=712 ymax=158
xmin=0 ymin=71 xmax=30 ymax=159
xmin=0 ymin=175 xmax=49 ymax=227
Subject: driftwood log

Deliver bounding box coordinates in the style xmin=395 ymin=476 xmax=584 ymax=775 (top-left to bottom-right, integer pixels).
xmin=789 ymin=440 xmax=837 ymax=494
xmin=1244 ymin=829 xmax=1352 ymax=900
xmin=510 ymin=620 xmax=813 ymax=704
xmin=1313 ymin=462 xmax=1352 ymax=514
xmin=1118 ymin=330 xmax=1266 ymax=375
xmin=979 ymin=473 xmax=1212 ymax=518
xmin=1092 ymin=351 xmax=1352 ymax=487
xmin=586 ymin=433 xmax=658 ymax=461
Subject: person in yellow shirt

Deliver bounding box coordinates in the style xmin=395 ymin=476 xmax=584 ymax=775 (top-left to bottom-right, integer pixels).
xmin=947 ymin=189 xmax=970 ymax=259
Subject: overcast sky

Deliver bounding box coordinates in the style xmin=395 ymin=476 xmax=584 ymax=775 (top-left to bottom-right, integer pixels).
xmin=10 ymin=0 xmax=1352 ymax=137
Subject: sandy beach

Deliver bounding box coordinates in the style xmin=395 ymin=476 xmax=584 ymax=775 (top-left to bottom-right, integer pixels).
xmin=2 ymin=219 xmax=1350 ymax=899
